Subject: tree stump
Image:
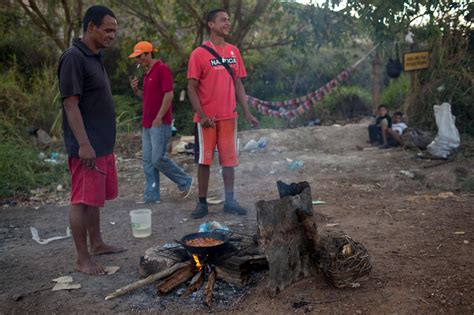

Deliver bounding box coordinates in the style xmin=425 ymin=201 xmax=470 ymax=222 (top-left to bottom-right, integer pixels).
xmin=256 ymin=181 xmax=320 ymax=294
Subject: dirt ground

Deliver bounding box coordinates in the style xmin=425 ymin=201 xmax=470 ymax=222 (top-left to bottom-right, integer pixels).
xmin=1 ymin=119 xmax=473 ymax=314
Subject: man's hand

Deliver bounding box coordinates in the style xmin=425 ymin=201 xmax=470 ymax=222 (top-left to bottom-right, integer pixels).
xmin=78 ymin=143 xmax=96 ymax=168
xmin=152 ymin=116 xmax=163 ymax=128
xmin=199 ymin=116 xmax=215 ymax=128
xmin=245 ymin=113 xmax=259 ymax=128
xmin=129 ymin=76 xmax=139 ymax=93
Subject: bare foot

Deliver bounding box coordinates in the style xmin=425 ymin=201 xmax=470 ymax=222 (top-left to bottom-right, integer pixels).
xmin=91 ymin=243 xmax=127 ymax=256
xmin=75 ymin=259 xmax=106 ymax=275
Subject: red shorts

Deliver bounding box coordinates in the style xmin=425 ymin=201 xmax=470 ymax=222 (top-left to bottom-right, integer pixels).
xmin=68 ymin=153 xmax=118 ymax=208
xmin=195 ymin=119 xmax=239 ymax=167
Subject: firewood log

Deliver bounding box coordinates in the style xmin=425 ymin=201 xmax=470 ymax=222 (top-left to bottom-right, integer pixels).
xmin=104 ymin=262 xmax=189 ymax=300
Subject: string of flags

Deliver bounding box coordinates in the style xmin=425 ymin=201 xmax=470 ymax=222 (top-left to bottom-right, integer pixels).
xmin=247 ymin=44 xmax=380 ymax=120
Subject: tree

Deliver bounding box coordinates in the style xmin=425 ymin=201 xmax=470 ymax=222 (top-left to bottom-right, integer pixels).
xmin=16 ymin=0 xmax=83 ymax=51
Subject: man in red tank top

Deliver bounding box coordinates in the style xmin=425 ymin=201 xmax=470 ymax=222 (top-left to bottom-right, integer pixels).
xmin=187 ymin=9 xmax=259 ymax=219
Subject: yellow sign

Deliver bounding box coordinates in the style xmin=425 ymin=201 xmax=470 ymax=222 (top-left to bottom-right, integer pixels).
xmin=404 ymin=51 xmax=430 ymax=71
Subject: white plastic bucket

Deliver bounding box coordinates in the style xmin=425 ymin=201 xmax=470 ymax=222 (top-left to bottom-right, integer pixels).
xmin=130 ymin=209 xmax=152 ymax=238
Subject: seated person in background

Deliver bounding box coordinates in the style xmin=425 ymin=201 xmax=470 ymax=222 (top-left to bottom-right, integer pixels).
xmin=387 ymin=111 xmax=408 ymax=147
xmin=368 ymin=104 xmax=392 ymax=147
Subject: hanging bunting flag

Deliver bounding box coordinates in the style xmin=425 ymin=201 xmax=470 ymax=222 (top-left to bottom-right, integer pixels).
xmin=248 ymin=44 xmax=380 ymax=120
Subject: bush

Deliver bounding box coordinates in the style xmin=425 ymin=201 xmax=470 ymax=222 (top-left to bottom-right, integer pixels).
xmin=318 ymin=85 xmax=372 ymax=119
xmin=113 ymin=94 xmax=141 ymax=132
xmin=381 ymin=74 xmax=410 ymax=110
xmin=0 ymin=142 xmax=68 ymax=199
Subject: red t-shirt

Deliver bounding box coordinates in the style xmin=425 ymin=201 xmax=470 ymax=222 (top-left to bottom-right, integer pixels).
xmin=187 ymin=41 xmax=247 ymax=123
xmin=142 ymin=60 xmax=173 ymax=128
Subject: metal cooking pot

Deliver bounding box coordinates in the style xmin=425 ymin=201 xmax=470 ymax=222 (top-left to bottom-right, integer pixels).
xmin=176 ymin=231 xmax=231 ymax=256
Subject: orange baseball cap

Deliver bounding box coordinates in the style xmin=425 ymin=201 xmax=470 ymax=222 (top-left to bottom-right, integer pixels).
xmin=128 ymin=41 xmax=156 ymax=58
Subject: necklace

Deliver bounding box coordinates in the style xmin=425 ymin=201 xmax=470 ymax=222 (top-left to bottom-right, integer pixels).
xmin=210 ymin=41 xmax=226 ymax=62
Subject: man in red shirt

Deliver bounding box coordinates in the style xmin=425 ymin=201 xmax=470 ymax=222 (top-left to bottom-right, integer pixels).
xmin=187 ymin=9 xmax=259 ymax=219
xmin=129 ymin=41 xmax=192 ymax=204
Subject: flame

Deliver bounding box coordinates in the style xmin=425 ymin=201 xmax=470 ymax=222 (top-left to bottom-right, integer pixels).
xmin=192 ymin=254 xmax=203 ymax=270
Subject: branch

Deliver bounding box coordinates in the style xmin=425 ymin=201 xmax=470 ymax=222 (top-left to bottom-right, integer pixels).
xmin=176 ymin=0 xmax=205 ymax=28
xmin=117 ymin=0 xmax=185 ymax=57
xmin=62 ymin=0 xmax=72 ymax=47
xmin=232 ymin=0 xmax=272 ymax=47
xmin=17 ymin=0 xmax=66 ymax=50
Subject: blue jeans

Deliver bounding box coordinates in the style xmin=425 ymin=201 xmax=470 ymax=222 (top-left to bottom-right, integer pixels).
xmin=142 ymin=125 xmax=192 ymax=202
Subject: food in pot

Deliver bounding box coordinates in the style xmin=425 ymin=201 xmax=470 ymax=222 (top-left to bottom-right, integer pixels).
xmin=186 ymin=237 xmax=224 ymax=247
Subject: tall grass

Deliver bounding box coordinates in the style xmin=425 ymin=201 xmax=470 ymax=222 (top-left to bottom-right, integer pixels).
xmin=0 ymin=62 xmax=61 ymax=140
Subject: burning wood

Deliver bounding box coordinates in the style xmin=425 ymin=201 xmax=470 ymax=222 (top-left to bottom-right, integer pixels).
xmin=204 ymin=268 xmax=216 ymax=307
xmin=184 ymin=269 xmax=204 ymax=296
xmin=156 ymin=264 xmax=196 ymax=295
xmin=105 ymin=262 xmax=190 ymax=300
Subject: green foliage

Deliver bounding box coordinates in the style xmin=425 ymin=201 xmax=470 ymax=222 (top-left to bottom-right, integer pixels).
xmin=0 ymin=64 xmax=61 ymax=139
xmin=405 ymin=15 xmax=473 ymax=135
xmin=0 ymin=142 xmax=68 ymax=199
xmin=318 ymin=85 xmax=371 ymax=119
xmin=0 ymin=5 xmax=57 ymax=76
xmin=381 ymin=74 xmax=410 ymax=110
xmin=113 ymin=95 xmax=141 ymax=132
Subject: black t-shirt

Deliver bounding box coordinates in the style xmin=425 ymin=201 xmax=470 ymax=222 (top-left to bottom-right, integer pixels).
xmin=58 ymin=38 xmax=116 ymax=157
xmin=375 ymin=114 xmax=392 ymax=128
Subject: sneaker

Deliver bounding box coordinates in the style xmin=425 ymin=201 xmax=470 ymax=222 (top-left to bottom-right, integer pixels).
xmin=181 ymin=178 xmax=193 ymax=199
xmin=223 ymin=200 xmax=247 ymax=216
xmin=191 ymin=202 xmax=208 ymax=219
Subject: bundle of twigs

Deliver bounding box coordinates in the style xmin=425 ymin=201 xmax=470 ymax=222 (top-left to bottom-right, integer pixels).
xmin=319 ymin=234 xmax=372 ymax=288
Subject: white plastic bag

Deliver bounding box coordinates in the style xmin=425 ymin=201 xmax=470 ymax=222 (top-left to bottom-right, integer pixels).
xmin=427 ymin=103 xmax=460 ymax=158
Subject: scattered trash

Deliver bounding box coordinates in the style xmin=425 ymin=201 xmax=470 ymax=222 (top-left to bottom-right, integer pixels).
xmin=463 ymin=240 xmax=469 ymax=244
xmin=105 ymin=266 xmax=120 ymax=275
xmin=306 ymin=118 xmax=321 ymax=126
xmin=207 ymin=197 xmax=223 ymax=205
xmin=332 ymin=124 xmax=341 ymax=127
xmin=56 ymin=184 xmax=64 ymax=192
xmin=31 ymin=227 xmax=71 ymax=245
xmin=243 ymin=137 xmax=269 ymax=151
xmin=243 ymin=139 xmax=259 ymax=151
xmin=427 ymin=103 xmax=460 ymax=158
xmin=269 ymin=169 xmax=278 ymax=175
xmin=52 ymin=276 xmax=81 ymax=291
xmin=438 ymin=192 xmax=454 ymax=198
xmin=257 ymin=137 xmax=269 ymax=148
xmin=286 ymin=158 xmax=293 ymax=163
xmin=351 ymin=282 xmax=361 ymax=288
xmin=109 ymin=221 xmax=116 ymax=225
xmin=198 ymin=221 xmax=229 ymax=233
xmin=52 ymin=283 xmax=81 ymax=291
xmin=38 ymin=152 xmax=46 ymax=160
xmin=288 ymin=160 xmax=304 ymax=170
xmin=53 ymin=276 xmax=73 ymax=284
xmin=400 ymin=170 xmax=415 ymax=178
xmin=312 ymin=200 xmax=326 ymax=205
xmin=454 ymin=231 xmax=465 ymax=235
xmin=44 ymin=151 xmax=63 ymax=165
xmin=325 ymin=223 xmax=339 ymax=227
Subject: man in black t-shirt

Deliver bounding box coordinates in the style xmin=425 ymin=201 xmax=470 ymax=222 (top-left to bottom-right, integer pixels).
xmin=58 ymin=5 xmax=125 ymax=276
xmin=368 ymin=104 xmax=393 ymax=148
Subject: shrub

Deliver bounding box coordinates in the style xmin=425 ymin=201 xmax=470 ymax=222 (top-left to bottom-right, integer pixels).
xmin=0 ymin=142 xmax=68 ymax=199
xmin=381 ymin=74 xmax=410 ymax=110
xmin=318 ymin=85 xmax=372 ymax=119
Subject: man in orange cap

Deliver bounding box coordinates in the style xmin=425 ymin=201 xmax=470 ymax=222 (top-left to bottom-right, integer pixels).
xmin=129 ymin=41 xmax=192 ymax=204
